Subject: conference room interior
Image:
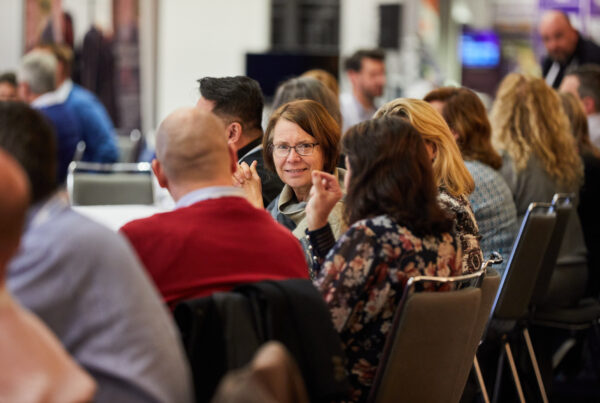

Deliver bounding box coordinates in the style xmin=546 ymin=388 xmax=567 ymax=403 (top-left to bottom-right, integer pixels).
xmin=1 ymin=0 xmax=600 ymax=402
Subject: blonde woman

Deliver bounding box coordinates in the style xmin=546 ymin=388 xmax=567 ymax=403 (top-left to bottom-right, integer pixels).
xmin=374 ymin=98 xmax=482 ymax=273
xmin=491 ymin=74 xmax=587 ymax=306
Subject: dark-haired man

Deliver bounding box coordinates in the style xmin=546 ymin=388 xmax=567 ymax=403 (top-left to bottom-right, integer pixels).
xmin=0 ymin=102 xmax=193 ymax=403
xmin=340 ymin=49 xmax=386 ymax=133
xmin=0 ymin=72 xmax=18 ymax=101
xmin=560 ymin=64 xmax=600 ymax=148
xmin=197 ymin=76 xmax=283 ymax=205
xmin=539 ymin=10 xmax=600 ymax=88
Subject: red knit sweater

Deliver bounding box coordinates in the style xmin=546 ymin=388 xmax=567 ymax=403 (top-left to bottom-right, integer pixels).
xmin=121 ymin=196 xmax=309 ymax=307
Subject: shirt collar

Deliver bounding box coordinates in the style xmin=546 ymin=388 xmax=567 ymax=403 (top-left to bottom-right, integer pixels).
xmin=175 ymin=186 xmax=245 ymax=209
xmin=54 ymin=79 xmax=73 ymax=103
xmin=237 ymin=137 xmax=262 ymax=162
xmin=31 ymin=90 xmax=63 ymax=108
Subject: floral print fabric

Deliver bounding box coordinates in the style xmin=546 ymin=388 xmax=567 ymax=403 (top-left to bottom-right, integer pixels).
xmin=314 ymin=215 xmax=462 ymax=402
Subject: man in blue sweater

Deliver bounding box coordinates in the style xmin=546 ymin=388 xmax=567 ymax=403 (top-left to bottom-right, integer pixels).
xmin=17 ymin=50 xmax=82 ymax=184
xmin=39 ymin=44 xmax=118 ymax=163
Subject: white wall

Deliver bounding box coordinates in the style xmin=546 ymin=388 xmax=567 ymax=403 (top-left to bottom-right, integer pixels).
xmin=0 ymin=0 xmax=23 ymax=72
xmin=156 ymin=0 xmax=270 ymax=125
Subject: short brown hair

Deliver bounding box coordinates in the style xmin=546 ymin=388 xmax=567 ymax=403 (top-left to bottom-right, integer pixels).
xmin=263 ymin=99 xmax=340 ymax=174
xmin=424 ymin=87 xmax=502 ymax=170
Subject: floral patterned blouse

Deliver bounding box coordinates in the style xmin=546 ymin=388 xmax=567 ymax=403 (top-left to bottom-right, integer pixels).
xmin=438 ymin=188 xmax=483 ymax=273
xmin=314 ymin=215 xmax=462 ymax=402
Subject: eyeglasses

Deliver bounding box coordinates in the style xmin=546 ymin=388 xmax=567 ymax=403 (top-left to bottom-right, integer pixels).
xmin=271 ymin=143 xmax=319 ymax=157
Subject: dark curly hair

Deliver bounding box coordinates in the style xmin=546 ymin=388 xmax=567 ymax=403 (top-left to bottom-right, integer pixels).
xmin=343 ymin=116 xmax=453 ymax=235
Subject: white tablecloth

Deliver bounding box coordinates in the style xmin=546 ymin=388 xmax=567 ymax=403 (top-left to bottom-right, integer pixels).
xmin=73 ymin=204 xmax=166 ymax=231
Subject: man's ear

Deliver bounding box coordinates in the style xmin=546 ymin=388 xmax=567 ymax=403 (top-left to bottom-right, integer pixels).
xmin=152 ymin=159 xmax=168 ymax=189
xmin=226 ymin=122 xmax=242 ymax=145
xmin=347 ymin=70 xmax=359 ymax=87
xmin=582 ymin=96 xmax=597 ymax=115
xmin=227 ymin=144 xmax=238 ymax=175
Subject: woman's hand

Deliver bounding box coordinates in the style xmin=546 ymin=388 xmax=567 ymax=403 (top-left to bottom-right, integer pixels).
xmin=306 ymin=170 xmax=343 ymax=231
xmin=233 ymin=161 xmax=264 ymax=209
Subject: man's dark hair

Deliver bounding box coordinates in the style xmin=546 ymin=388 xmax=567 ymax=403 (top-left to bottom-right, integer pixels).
xmin=566 ymin=64 xmax=600 ymax=108
xmin=0 ymin=72 xmax=17 ymax=86
xmin=344 ymin=49 xmax=385 ymax=72
xmin=198 ymin=76 xmax=264 ymax=132
xmin=0 ymin=102 xmax=57 ymax=204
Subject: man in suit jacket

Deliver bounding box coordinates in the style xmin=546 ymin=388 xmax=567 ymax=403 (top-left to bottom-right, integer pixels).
xmin=539 ymin=10 xmax=600 ymax=88
xmin=120 ymin=107 xmax=309 ymax=309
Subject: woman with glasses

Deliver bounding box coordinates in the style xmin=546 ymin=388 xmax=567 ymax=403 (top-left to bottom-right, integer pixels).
xmin=305 ymin=116 xmax=462 ymax=402
xmin=236 ymin=99 xmax=346 ymax=272
xmin=374 ymin=99 xmax=482 ymax=274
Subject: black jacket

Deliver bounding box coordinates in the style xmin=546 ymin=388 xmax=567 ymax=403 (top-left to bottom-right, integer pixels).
xmin=542 ymin=33 xmax=600 ymax=88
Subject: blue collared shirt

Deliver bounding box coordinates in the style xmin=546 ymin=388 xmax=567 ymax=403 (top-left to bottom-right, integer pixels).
xmin=175 ymin=186 xmax=245 ymax=209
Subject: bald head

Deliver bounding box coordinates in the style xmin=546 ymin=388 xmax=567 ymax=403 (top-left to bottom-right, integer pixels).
xmin=0 ymin=149 xmax=30 ymax=276
xmin=539 ymin=11 xmax=578 ymax=64
xmin=155 ymin=107 xmax=231 ymax=186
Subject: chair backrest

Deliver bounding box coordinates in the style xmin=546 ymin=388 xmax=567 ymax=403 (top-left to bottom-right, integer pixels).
xmin=369 ymin=270 xmax=484 ymax=403
xmin=491 ymin=203 xmax=556 ymax=321
xmin=72 ymin=140 xmax=86 ymax=162
xmin=117 ymin=129 xmax=143 ymax=163
xmin=530 ymin=193 xmax=575 ymax=307
xmin=67 ymin=161 xmax=154 ymax=206
xmin=450 ymin=256 xmax=503 ymax=402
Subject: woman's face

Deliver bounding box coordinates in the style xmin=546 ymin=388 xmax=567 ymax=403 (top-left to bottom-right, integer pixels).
xmin=272 ymin=119 xmax=325 ymax=200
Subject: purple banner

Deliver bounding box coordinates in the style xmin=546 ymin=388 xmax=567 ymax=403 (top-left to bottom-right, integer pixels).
xmin=591 ymin=0 xmax=600 ymax=16
xmin=539 ymin=0 xmax=580 ymax=12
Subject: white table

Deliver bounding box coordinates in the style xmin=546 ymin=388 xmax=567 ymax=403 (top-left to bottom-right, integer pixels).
xmin=73 ymin=204 xmax=167 ymax=231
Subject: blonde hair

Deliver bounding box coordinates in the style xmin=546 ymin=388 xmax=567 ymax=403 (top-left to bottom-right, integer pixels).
xmin=301 ymin=69 xmax=339 ymax=96
xmin=491 ymin=73 xmax=583 ymax=188
xmin=374 ymin=98 xmax=475 ymax=197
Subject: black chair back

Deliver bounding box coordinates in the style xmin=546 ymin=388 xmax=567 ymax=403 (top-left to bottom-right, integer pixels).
xmin=530 ymin=193 xmax=575 ymax=308
xmin=491 ymin=203 xmax=556 ymax=321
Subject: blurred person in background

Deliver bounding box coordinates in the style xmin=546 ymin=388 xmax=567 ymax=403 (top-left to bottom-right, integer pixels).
xmin=539 ymin=10 xmax=600 ymax=89
xmin=0 ymin=72 xmax=18 ymax=101
xmin=560 ymin=64 xmax=600 ymax=148
xmin=340 ymin=49 xmax=386 ymax=133
xmin=301 ymin=69 xmax=339 ymax=97
xmin=559 ymin=91 xmax=600 ymax=298
xmin=0 ymin=102 xmax=193 ymax=403
xmin=17 ymin=50 xmax=81 ymax=184
xmin=0 ymin=148 xmax=96 ymax=403
xmin=491 ymin=73 xmax=587 ymax=307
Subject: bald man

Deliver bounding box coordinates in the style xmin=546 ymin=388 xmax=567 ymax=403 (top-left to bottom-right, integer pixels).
xmin=0 ymin=150 xmax=96 ymax=403
xmin=540 ymin=10 xmax=600 ymax=88
xmin=120 ymin=108 xmax=309 ymax=308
